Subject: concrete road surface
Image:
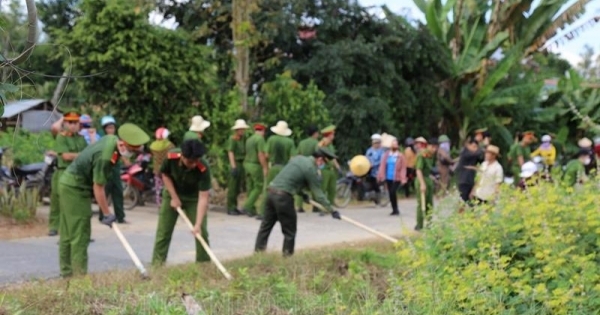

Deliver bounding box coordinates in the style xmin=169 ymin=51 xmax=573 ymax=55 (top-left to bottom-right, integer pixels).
xmin=0 ymin=199 xmax=420 ymax=285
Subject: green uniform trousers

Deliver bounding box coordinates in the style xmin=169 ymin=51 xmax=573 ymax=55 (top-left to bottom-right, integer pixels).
xmin=255 ymin=190 xmax=297 ymax=256
xmin=321 ymin=168 xmax=337 ymax=204
xmin=152 ymin=195 xmax=209 ymax=265
xmin=226 ymin=162 xmax=245 ymax=211
xmin=58 ymin=183 xmax=92 ymax=277
xmin=100 ymin=167 xmax=124 ymax=222
xmin=415 ymin=179 xmax=434 ymax=230
xmin=511 ymin=166 xmax=521 ymax=187
xmin=48 ymin=169 xmax=65 ymax=232
xmin=243 ymin=162 xmax=264 ymax=215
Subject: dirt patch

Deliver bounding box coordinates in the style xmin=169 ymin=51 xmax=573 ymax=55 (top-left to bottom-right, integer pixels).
xmin=0 ymin=216 xmax=48 ymax=240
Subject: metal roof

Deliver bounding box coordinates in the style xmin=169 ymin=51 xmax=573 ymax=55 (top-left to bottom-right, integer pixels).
xmin=2 ymin=99 xmax=50 ymax=118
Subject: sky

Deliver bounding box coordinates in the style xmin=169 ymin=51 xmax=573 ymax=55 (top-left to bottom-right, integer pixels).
xmin=359 ymin=0 xmax=600 ymax=66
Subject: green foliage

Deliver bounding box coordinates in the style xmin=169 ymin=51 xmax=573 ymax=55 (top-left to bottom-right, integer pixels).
xmin=55 ymin=0 xmax=221 ymax=143
xmin=0 ymin=129 xmax=55 ymax=166
xmin=0 ymin=187 xmax=39 ymax=223
xmin=393 ymin=182 xmax=600 ymax=314
xmin=259 ymin=71 xmax=329 ymax=143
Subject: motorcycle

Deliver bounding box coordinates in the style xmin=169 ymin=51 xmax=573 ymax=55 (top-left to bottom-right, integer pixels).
xmin=0 ymin=147 xmax=54 ymax=200
xmin=335 ymin=170 xmax=390 ymax=208
xmin=120 ymin=153 xmax=155 ymax=210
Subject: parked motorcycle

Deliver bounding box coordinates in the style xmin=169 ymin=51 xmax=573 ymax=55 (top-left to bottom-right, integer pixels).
xmin=335 ymin=170 xmax=390 ymax=208
xmin=0 ymin=147 xmax=54 ymax=200
xmin=120 ymin=153 xmax=155 ymax=210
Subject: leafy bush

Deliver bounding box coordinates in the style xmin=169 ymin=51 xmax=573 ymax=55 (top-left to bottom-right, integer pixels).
xmin=392 ymin=182 xmax=600 ymax=314
xmin=0 ymin=186 xmax=39 ymax=223
xmin=0 ymin=129 xmax=55 ymax=166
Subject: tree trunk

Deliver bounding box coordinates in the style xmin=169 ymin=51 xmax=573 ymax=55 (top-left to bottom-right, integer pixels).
xmin=3 ymin=0 xmax=38 ymax=66
xmin=51 ymin=70 xmax=70 ymax=106
xmin=231 ymin=0 xmax=256 ymax=113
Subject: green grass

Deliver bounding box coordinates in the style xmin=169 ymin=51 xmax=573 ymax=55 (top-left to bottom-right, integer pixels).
xmin=0 ymin=241 xmax=401 ymax=315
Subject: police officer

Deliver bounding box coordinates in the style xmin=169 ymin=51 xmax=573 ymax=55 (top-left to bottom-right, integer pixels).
xmin=98 ymin=115 xmax=128 ymax=224
xmin=414 ymin=137 xmax=434 ymax=231
xmin=58 ymin=123 xmax=149 ymax=277
xmin=562 ymin=149 xmax=590 ymax=187
xmin=242 ymin=123 xmax=268 ymax=217
xmin=152 ymin=139 xmax=212 ymax=265
xmin=508 ymin=131 xmax=535 ymax=185
xmin=317 ymin=125 xmax=342 ymax=211
xmin=226 ymin=119 xmax=250 ymax=216
xmin=293 ymin=125 xmax=320 ymax=212
xmin=48 ymin=110 xmax=88 ymax=236
xmin=255 ymin=148 xmax=342 ymax=256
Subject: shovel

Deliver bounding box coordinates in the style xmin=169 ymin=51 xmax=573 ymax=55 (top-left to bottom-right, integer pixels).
xmin=308 ymin=200 xmax=398 ymax=243
xmin=176 ymin=207 xmax=233 ymax=280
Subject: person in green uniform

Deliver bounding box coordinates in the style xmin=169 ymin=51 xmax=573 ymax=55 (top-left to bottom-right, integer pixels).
xmin=294 ymin=125 xmax=320 ymax=212
xmin=58 ymin=123 xmax=149 ymax=277
xmin=242 ymin=123 xmax=268 ymax=217
xmin=48 ymin=111 xmax=88 ymax=236
xmin=508 ymin=131 xmax=535 ymax=185
xmin=186 ymin=115 xmax=210 ymax=142
xmin=266 ymin=121 xmax=296 ymax=183
xmin=226 ymin=119 xmax=250 ymax=216
xmin=152 ymin=139 xmax=212 ymax=265
xmin=562 ymin=149 xmax=590 ymax=187
xmin=414 ymin=137 xmax=434 ymax=231
xmin=316 ymin=125 xmax=342 ymax=212
xmin=255 ymin=148 xmax=342 ymax=256
xmin=97 ymin=115 xmax=129 ymax=224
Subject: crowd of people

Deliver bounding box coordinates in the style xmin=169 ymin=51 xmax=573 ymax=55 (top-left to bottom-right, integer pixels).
xmin=44 ymin=110 xmax=600 ymax=278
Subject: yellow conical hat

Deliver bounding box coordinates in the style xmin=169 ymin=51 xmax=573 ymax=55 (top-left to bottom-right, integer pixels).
xmin=349 ymin=155 xmax=371 ymax=177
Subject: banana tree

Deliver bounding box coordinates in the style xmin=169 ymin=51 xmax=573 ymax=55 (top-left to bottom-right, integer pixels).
xmin=413 ymin=0 xmax=592 ymax=143
xmin=558 ymin=69 xmax=600 ymax=133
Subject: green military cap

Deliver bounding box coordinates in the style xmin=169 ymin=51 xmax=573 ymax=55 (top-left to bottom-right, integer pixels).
xmin=474 ymin=128 xmax=487 ymax=134
xmin=315 ymin=147 xmax=338 ymax=160
xmin=183 ymin=130 xmax=200 ymax=141
xmin=62 ymin=108 xmax=81 ymax=122
xmin=438 ymin=135 xmax=450 ymax=143
xmin=117 ymin=123 xmax=150 ymax=146
xmin=321 ymin=125 xmax=336 ymax=135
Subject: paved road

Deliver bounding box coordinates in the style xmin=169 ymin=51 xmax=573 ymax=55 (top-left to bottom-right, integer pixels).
xmin=0 ymin=200 xmax=419 ymax=285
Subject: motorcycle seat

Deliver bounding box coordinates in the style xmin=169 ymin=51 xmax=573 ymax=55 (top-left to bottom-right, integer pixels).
xmin=15 ymin=162 xmax=46 ymax=175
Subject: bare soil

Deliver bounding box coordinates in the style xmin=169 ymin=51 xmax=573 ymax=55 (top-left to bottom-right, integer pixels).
xmin=0 ymin=216 xmax=48 ymax=240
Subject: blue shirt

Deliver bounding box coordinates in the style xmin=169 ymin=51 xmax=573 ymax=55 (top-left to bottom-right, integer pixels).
xmin=386 ymin=154 xmax=398 ymax=181
xmin=79 ymin=129 xmax=101 ymax=145
xmin=366 ymin=147 xmax=384 ymax=177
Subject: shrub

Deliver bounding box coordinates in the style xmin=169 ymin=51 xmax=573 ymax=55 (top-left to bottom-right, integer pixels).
xmin=0 ymin=186 xmax=40 ymax=223
xmin=392 ymin=182 xmax=600 ymax=314
xmin=0 ymin=129 xmax=55 ymax=166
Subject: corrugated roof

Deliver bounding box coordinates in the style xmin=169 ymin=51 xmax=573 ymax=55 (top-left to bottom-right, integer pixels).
xmin=2 ymin=99 xmax=49 ymax=118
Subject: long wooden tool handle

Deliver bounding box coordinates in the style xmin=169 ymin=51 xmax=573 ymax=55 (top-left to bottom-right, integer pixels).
xmin=308 ymin=200 xmax=398 ymax=244
xmin=112 ymin=224 xmax=148 ymax=277
xmin=420 ymin=191 xmax=426 ymax=212
xmin=176 ymin=207 xmax=233 ymax=281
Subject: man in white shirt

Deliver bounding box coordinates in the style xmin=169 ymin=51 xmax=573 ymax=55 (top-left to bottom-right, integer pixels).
xmin=471 ymin=145 xmax=503 ymax=204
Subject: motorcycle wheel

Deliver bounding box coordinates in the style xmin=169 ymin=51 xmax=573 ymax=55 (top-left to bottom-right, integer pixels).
xmin=122 ymin=183 xmax=139 ymax=210
xmin=378 ymin=184 xmax=391 ymax=207
xmin=334 ymin=182 xmax=352 ymax=208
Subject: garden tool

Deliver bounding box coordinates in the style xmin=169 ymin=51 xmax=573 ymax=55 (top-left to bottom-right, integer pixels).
xmin=176 ymin=207 xmax=233 ymax=280
xmin=112 ymin=223 xmax=149 ymax=279
xmin=308 ymin=199 xmax=398 ymax=243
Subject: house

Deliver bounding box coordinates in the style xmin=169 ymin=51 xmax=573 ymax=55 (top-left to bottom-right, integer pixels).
xmin=1 ymin=99 xmax=62 ymax=132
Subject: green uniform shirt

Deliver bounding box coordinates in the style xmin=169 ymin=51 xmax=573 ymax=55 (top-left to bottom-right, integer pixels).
xmin=55 ymin=133 xmax=87 ymax=169
xmin=416 ymin=149 xmax=435 ymax=177
xmin=61 ymin=135 xmax=119 ymax=189
xmin=269 ymin=156 xmax=333 ymax=212
xmin=266 ymin=135 xmax=295 ymax=165
xmin=297 ymin=137 xmax=319 ymax=156
xmin=160 ymin=148 xmax=211 ymax=201
xmin=562 ymin=159 xmax=584 ymax=187
xmin=510 ymin=144 xmax=531 ymax=163
xmin=244 ymin=133 xmax=266 ymax=164
xmin=226 ymin=135 xmax=246 ymax=161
